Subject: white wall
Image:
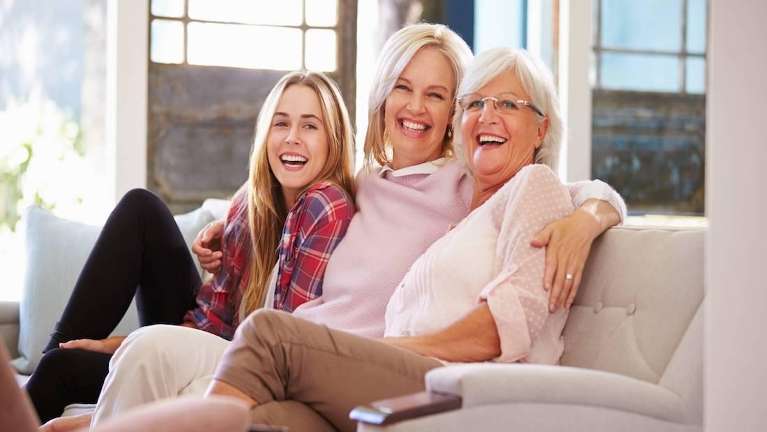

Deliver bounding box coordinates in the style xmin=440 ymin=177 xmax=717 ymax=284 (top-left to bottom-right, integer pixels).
xmin=705 ymin=1 xmax=767 ymax=430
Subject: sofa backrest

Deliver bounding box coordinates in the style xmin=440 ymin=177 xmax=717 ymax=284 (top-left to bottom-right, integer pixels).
xmin=561 ymin=226 xmax=704 ymax=385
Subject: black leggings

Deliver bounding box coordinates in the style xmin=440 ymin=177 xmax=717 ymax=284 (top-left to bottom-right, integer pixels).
xmin=25 ymin=189 xmax=201 ymax=422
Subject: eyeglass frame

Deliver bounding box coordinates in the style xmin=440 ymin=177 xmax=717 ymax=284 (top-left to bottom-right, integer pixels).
xmin=457 ymin=92 xmax=545 ymax=118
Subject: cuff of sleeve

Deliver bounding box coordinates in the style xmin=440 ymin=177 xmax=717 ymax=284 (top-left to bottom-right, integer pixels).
xmin=480 ymin=270 xmax=532 ymax=363
xmin=182 ymin=310 xmax=198 ymax=328
xmin=573 ymin=180 xmax=627 ymax=224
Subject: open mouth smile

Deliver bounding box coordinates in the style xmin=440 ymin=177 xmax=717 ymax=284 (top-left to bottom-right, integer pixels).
xmin=398 ymin=119 xmax=431 ymax=137
xmin=477 ymin=134 xmax=508 ymax=146
xmin=279 ymin=153 xmax=308 ymax=169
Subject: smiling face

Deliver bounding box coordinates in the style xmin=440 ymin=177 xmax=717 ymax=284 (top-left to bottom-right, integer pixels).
xmin=384 ymin=46 xmax=456 ymax=169
xmin=266 ymin=84 xmax=329 ymax=207
xmin=461 ymin=69 xmax=548 ymax=191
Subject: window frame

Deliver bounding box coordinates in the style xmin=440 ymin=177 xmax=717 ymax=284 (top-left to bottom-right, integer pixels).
xmin=592 ymin=0 xmax=708 ymax=94
xmin=148 ymin=0 xmax=342 ymax=72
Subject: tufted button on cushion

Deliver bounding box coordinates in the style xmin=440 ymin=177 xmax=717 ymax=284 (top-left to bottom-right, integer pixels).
xmin=626 ymin=304 xmax=637 ymax=316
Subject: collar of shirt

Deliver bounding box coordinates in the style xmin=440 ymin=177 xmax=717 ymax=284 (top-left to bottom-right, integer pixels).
xmin=288 ymin=180 xmax=334 ymax=212
xmin=377 ymin=157 xmax=448 ymax=178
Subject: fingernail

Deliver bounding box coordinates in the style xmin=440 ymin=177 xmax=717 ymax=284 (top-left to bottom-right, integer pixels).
xmin=549 ymin=304 xmax=556 ymax=313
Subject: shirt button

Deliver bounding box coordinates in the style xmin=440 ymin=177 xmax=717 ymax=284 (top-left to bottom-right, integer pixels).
xmin=593 ymin=302 xmax=603 ymax=313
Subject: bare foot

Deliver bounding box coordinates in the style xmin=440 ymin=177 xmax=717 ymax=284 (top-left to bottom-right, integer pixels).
xmin=39 ymin=413 xmax=92 ymax=432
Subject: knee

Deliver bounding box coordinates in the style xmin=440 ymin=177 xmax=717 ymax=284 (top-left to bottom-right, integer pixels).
xmin=112 ymin=325 xmax=181 ymax=367
xmin=120 ymin=188 xmax=160 ymax=206
xmin=236 ymin=310 xmax=294 ymax=346
xmin=238 ymin=310 xmax=289 ymax=335
xmin=117 ymin=188 xmax=165 ymax=218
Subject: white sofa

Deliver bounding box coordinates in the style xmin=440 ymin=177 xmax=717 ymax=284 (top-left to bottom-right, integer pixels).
xmin=3 ymin=216 xmax=703 ymax=431
xmin=352 ymin=225 xmax=704 ymax=432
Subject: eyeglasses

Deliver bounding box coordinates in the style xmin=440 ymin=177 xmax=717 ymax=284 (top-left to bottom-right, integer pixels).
xmin=457 ymin=92 xmax=545 ymax=117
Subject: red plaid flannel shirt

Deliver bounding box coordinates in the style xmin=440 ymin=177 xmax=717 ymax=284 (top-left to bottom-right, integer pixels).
xmin=183 ymin=181 xmax=354 ymax=340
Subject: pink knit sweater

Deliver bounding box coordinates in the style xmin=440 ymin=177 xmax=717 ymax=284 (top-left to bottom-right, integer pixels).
xmin=293 ymin=159 xmax=626 ymax=337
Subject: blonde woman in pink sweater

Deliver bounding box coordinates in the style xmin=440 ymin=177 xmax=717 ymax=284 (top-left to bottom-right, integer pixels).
xmin=83 ymin=24 xmax=624 ymax=429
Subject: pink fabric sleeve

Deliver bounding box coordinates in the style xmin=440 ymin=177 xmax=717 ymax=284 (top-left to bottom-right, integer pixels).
xmin=479 ymin=165 xmax=575 ymax=363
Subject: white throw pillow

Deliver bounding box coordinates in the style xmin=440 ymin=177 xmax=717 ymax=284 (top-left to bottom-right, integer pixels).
xmin=13 ymin=205 xmax=215 ymax=374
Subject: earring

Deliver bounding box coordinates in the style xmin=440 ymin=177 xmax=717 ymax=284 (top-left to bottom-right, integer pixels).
xmin=445 ymin=124 xmax=454 ymax=140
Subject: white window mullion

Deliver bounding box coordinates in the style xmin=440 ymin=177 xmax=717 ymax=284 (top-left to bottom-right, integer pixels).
xmin=106 ymin=0 xmax=148 ymax=204
xmin=557 ymin=0 xmax=593 ymax=182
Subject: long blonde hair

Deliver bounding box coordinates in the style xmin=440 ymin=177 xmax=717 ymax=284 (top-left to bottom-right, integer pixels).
xmin=363 ymin=23 xmax=473 ymax=169
xmin=239 ymin=71 xmax=355 ymax=319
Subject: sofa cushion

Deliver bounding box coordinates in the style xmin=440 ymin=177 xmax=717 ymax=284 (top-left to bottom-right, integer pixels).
xmin=561 ymin=226 xmax=704 ymax=384
xmin=13 ymin=205 xmax=216 ymax=374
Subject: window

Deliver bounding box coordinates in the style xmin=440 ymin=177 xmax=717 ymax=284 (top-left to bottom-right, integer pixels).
xmin=591 ymin=0 xmax=707 ymax=216
xmin=150 ymin=0 xmax=339 ymax=72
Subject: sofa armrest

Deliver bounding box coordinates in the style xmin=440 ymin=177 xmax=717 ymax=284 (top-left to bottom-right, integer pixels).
xmin=0 ymin=301 xmax=19 ymax=358
xmin=353 ymin=364 xmax=687 ymax=427
xmin=425 ymin=363 xmax=685 ymax=423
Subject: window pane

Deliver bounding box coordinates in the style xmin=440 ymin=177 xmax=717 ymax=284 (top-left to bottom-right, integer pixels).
xmin=686 ymin=57 xmax=705 ymax=94
xmin=187 ymin=23 xmax=302 ymax=70
xmin=686 ymin=0 xmax=706 ymax=53
xmin=188 ymin=0 xmax=302 ymax=26
xmin=306 ymin=0 xmax=338 ymax=27
xmin=151 ymin=19 xmax=184 ymax=64
xmin=305 ymin=29 xmax=337 ymax=72
xmin=151 ymin=0 xmax=185 ymax=18
xmin=600 ymin=53 xmax=679 ymax=92
xmin=591 ymin=90 xmax=706 ymax=215
xmin=601 ymin=0 xmax=682 ymax=51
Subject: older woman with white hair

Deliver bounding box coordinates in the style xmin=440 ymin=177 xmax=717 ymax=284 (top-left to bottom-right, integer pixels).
xmin=205 ymin=46 xmax=609 ymax=431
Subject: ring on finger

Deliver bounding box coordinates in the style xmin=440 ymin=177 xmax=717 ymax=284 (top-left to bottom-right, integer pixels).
xmin=565 ymin=273 xmax=574 ymax=281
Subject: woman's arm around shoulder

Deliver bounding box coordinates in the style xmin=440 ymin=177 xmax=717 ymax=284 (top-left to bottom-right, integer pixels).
xmin=533 ymin=177 xmax=626 ymax=311
xmin=183 ymin=187 xmax=251 ymax=340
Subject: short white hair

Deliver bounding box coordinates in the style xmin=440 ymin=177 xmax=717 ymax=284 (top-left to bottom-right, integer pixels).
xmin=457 ymin=47 xmax=563 ymax=170
xmin=364 ymin=23 xmax=473 ymax=168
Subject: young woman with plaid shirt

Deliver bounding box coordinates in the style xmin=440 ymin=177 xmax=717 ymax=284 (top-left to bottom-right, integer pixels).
xmin=29 ymin=71 xmax=356 ymax=428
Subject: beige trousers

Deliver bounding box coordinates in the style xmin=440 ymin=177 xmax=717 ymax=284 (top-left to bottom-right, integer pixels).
xmin=91 ymin=325 xmax=231 ymax=428
xmin=214 ymin=310 xmax=443 ymax=432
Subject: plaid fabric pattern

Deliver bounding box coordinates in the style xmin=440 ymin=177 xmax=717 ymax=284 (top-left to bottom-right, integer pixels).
xmin=273 ymin=182 xmax=355 ymax=312
xmin=183 ymin=181 xmax=354 ymax=340
xmin=183 ymin=187 xmax=250 ymax=340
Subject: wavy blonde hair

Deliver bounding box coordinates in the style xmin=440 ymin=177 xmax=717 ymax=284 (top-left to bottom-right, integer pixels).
xmin=239 ymin=71 xmax=355 ymax=319
xmin=363 ymin=23 xmax=473 ymax=169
